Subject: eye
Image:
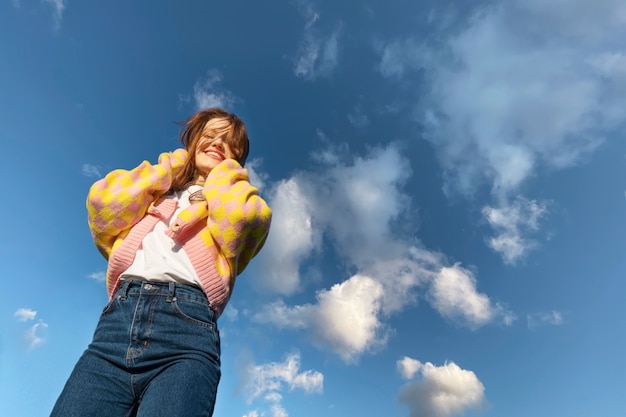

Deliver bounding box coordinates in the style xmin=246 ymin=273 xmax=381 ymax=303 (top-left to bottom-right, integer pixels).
xmin=199 ymin=135 xmax=217 ymax=146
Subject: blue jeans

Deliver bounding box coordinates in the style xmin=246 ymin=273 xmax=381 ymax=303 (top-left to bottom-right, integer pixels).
xmin=50 ymin=280 xmax=221 ymax=417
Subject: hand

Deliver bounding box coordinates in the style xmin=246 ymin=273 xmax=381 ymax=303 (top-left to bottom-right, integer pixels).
xmin=158 ymin=148 xmax=189 ymax=174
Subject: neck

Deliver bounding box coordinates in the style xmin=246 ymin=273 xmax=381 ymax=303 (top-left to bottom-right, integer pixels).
xmin=191 ymin=174 xmax=207 ymax=186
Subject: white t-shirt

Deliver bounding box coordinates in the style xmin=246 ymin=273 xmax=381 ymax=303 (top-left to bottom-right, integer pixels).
xmin=120 ymin=185 xmax=203 ymax=288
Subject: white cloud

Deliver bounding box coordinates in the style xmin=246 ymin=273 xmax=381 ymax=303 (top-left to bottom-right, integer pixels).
xmin=190 ymin=70 xmax=236 ymax=111
xmin=13 ymin=308 xmax=48 ymax=349
xmin=482 ymin=197 xmax=548 ymax=264
xmin=520 ymin=0 xmax=626 ymax=42
xmin=255 ymin=275 xmax=386 ymax=363
xmin=252 ymin=145 xmax=424 ymax=362
xmin=87 ymin=271 xmax=106 ymax=282
xmin=293 ymin=2 xmax=341 ymax=80
xmin=42 ymin=0 xmax=65 ymax=30
xmin=429 ymin=264 xmax=514 ymax=329
xmin=254 ymin=143 xmax=511 ymax=361
xmin=377 ymin=38 xmax=423 ymax=78
xmin=254 ymin=178 xmax=320 ymax=295
xmin=245 ymin=159 xmax=269 ymax=191
xmin=306 ymin=275 xmax=387 ymax=361
xmin=25 ymin=320 xmax=48 ymax=350
xmin=294 ymin=0 xmax=319 ymax=29
xmin=242 ymin=353 xmax=322 ymax=417
xmin=377 ymin=0 xmax=626 ymax=262
xmin=363 ymin=247 xmax=438 ymax=316
xmin=14 ymin=308 xmax=37 ymax=322
xmin=223 ymin=304 xmax=239 ymax=322
xmin=270 ymin=404 xmax=288 ymax=417
xmin=14 ymin=308 xmax=48 ymax=349
xmin=256 ymin=248 xmax=512 ymax=361
xmin=398 ymin=359 xmax=486 ymax=417
xmin=305 ymin=143 xmax=413 ymax=267
xmin=397 ymin=356 xmax=423 ymax=380
xmin=412 ymin=2 xmax=620 ymax=198
xmin=81 ymin=164 xmax=102 ymax=178
xmin=527 ymin=310 xmax=564 ymax=329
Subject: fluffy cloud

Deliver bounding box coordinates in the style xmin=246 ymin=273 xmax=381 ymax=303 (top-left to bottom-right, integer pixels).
xmin=188 ymin=70 xmax=236 ymax=111
xmin=482 ymin=197 xmax=548 ymax=264
xmin=257 ymin=250 xmax=513 ymax=362
xmin=223 ymin=304 xmax=239 ymax=322
xmin=25 ymin=321 xmax=48 ymax=350
xmin=256 ymin=253 xmax=511 ymax=363
xmin=416 ymin=2 xmax=620 ymax=197
xmin=293 ymin=1 xmax=341 ymax=80
xmin=87 ymin=271 xmax=106 ymax=282
xmin=14 ymin=308 xmax=37 ymax=322
xmin=378 ymin=37 xmax=422 ymax=79
xmin=81 ymin=164 xmax=102 ymax=178
xmin=429 ymin=264 xmax=515 ymax=329
xmin=254 ymin=178 xmax=320 ymax=294
xmin=254 ymin=143 xmax=411 ymax=294
xmin=14 ymin=308 xmax=47 ymax=350
xmin=243 ymin=353 xmax=323 ymax=400
xmin=246 ymin=159 xmax=269 ymax=192
xmin=242 ymin=353 xmax=323 ymax=417
xmin=397 ymin=356 xmax=423 ymax=380
xmin=527 ymin=310 xmax=564 ymax=329
xmin=363 ymin=248 xmax=437 ymax=316
xmin=378 ymin=0 xmax=626 ymax=263
xmin=311 ymin=144 xmax=412 ymax=267
xmin=398 ymin=358 xmax=486 ymax=417
xmin=254 ymin=143 xmax=512 ymax=361
xmin=255 ymin=275 xmax=387 ymax=362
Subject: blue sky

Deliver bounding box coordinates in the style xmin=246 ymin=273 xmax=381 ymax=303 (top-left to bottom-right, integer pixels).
xmin=1 ymin=1 xmax=625 ymax=416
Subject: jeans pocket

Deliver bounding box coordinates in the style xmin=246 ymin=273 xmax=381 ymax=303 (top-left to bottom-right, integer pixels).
xmin=99 ymin=297 xmax=119 ymax=318
xmin=171 ymin=297 xmax=215 ymax=330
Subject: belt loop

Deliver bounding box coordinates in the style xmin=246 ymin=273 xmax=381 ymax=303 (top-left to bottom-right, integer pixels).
xmin=166 ymin=282 xmax=176 ymax=302
xmin=118 ymin=280 xmax=131 ymax=301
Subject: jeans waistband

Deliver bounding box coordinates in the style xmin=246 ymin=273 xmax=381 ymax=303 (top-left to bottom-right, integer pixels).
xmin=116 ymin=280 xmax=208 ymax=304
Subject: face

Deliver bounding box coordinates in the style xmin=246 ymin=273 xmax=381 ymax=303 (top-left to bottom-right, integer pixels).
xmin=193 ymin=119 xmax=236 ymax=182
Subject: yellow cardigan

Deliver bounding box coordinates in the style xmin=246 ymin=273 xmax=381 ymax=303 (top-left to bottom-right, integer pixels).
xmin=86 ymin=149 xmax=272 ymax=317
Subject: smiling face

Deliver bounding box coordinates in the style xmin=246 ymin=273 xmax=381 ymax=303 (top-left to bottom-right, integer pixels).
xmin=170 ymin=108 xmax=250 ymax=191
xmin=192 ymin=118 xmax=237 ymax=183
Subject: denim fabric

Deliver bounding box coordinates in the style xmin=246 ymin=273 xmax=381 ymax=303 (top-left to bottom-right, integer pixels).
xmin=50 ymin=281 xmax=221 ymax=417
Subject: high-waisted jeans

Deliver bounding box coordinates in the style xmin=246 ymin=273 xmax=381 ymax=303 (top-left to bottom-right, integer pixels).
xmin=50 ymin=280 xmax=221 ymax=417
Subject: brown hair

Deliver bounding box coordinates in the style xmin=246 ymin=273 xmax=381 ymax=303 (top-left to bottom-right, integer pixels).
xmin=170 ymin=108 xmax=250 ymax=191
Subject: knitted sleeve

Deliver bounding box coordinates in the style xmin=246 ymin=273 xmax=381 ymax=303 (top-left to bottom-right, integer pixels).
xmin=86 ymin=149 xmax=188 ymax=259
xmin=202 ymin=159 xmax=272 ymax=276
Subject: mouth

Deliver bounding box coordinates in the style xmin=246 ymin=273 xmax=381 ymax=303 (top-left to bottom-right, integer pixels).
xmin=204 ymin=149 xmax=226 ymax=161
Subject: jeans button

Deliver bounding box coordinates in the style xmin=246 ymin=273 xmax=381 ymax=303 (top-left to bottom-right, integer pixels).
xmin=144 ymin=284 xmax=154 ymax=290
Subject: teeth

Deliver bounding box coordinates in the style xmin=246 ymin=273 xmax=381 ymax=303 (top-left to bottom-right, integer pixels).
xmin=206 ymin=150 xmax=223 ymax=159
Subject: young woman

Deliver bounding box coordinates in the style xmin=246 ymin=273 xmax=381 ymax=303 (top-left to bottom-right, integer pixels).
xmin=51 ymin=108 xmax=272 ymax=417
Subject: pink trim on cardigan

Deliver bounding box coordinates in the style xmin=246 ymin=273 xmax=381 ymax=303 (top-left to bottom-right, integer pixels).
xmin=106 ymin=216 xmax=160 ymax=299
xmin=105 ymin=197 xmax=231 ymax=318
xmin=180 ymin=232 xmax=230 ymax=317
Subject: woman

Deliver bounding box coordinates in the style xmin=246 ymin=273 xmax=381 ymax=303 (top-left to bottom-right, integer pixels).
xmin=51 ymin=108 xmax=272 ymax=417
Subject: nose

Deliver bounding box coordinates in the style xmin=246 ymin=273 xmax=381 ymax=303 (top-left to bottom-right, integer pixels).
xmin=211 ymin=137 xmax=225 ymax=151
